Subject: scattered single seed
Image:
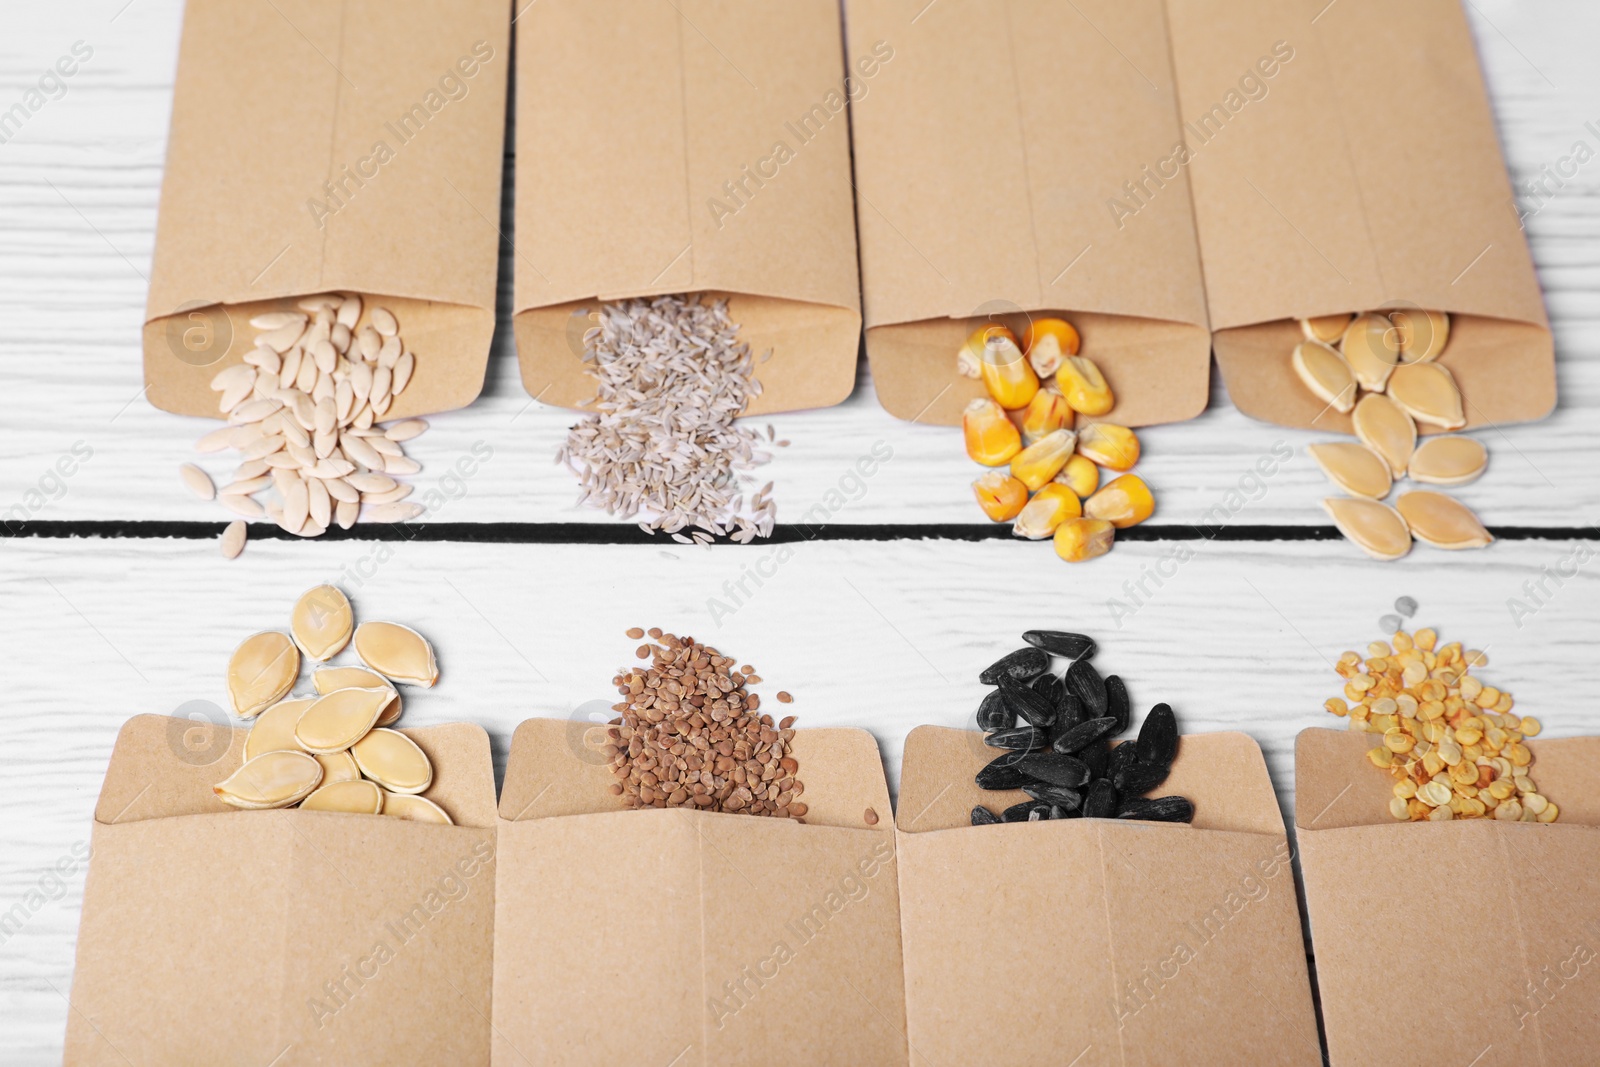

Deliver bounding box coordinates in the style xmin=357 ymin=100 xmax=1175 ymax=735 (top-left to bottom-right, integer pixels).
xmin=1396 ymin=491 xmax=1493 ymax=551
xmin=864 ymin=807 xmax=879 ymax=825
xmin=1324 ymin=497 xmax=1412 ymax=561
xmin=354 ymin=621 xmax=438 ymax=687
xmin=1308 ymin=442 xmax=1392 ymax=500
xmin=219 ymin=520 xmax=247 ymax=559
xmin=777 ymin=691 xmax=793 ymax=704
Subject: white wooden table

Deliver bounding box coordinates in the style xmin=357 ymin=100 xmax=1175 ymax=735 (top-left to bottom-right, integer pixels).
xmin=3 ymin=1 xmax=1598 ymax=1061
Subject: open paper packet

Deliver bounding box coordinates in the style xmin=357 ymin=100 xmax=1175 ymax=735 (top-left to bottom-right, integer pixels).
xmin=1166 ymin=0 xmax=1553 ymax=431
xmin=1296 ymin=730 xmax=1600 ymax=1066
xmin=64 ymin=715 xmax=499 ymax=1065
xmin=846 ymin=0 xmax=1212 ymax=428
xmin=894 ymin=726 xmax=1321 ymax=1066
xmin=511 ymin=0 xmax=862 ymax=417
xmin=493 ymin=718 xmax=907 ymax=1066
xmin=142 ymin=0 xmax=510 ymax=421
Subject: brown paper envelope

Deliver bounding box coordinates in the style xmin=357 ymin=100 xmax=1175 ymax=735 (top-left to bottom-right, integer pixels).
xmin=142 ymin=0 xmax=510 ymax=420
xmin=65 ymin=715 xmax=498 ymax=1066
xmin=846 ymin=0 xmax=1212 ymax=428
xmin=492 ymin=718 xmax=907 ymax=1066
xmin=512 ymin=0 xmax=862 ymax=416
xmin=1166 ymin=0 xmax=1554 ymax=431
xmin=895 ymin=727 xmax=1320 ymax=1066
xmin=1295 ymin=730 xmax=1600 ymax=1067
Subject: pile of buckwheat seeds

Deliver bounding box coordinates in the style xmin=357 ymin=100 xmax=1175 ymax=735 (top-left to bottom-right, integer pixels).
xmin=603 ymin=628 xmax=805 ymax=818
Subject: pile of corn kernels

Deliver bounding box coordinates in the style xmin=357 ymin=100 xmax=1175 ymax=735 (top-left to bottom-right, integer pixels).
xmin=1323 ymin=627 xmax=1557 ymax=823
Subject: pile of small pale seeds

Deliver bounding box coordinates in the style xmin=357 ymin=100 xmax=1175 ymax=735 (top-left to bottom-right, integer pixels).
xmin=603 ymin=628 xmax=805 ymax=818
xmin=558 ymin=294 xmax=780 ymax=544
xmin=178 ymin=293 xmax=429 ymax=559
xmin=1323 ymin=621 xmax=1555 ymax=824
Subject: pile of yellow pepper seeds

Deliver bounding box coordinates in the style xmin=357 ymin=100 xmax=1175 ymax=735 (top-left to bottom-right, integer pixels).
xmin=1323 ymin=625 xmax=1557 ymax=823
xmin=959 ymin=318 xmax=1152 ymax=561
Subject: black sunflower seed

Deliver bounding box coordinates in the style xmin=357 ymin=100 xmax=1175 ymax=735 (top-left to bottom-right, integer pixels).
xmin=1053 ymin=691 xmax=1085 ymax=735
xmin=1051 ymin=716 xmax=1119 ymax=755
xmin=1048 ymin=805 xmax=1071 ymax=820
xmin=1021 ymin=630 xmax=1097 ymax=659
xmin=976 ymin=689 xmax=1015 ymax=732
xmin=1136 ymin=703 xmax=1179 ymax=767
xmin=1002 ymin=799 xmax=1055 ymax=822
xmin=1108 ymin=738 xmax=1138 ymax=779
xmin=985 ymin=726 xmax=1048 ymax=751
xmin=999 ymin=679 xmax=1058 ymax=729
xmin=1078 ymin=737 xmax=1110 ymax=779
xmin=1017 ymin=752 xmax=1090 ymax=788
xmin=1112 ymin=758 xmax=1171 ymax=798
xmin=1116 ymin=796 xmax=1194 ymax=823
xmin=1030 ymin=671 xmax=1064 ymax=705
xmin=1066 ymin=659 xmax=1107 ymax=718
xmin=971 ymin=805 xmax=999 ymax=826
xmin=1104 ymin=674 xmax=1130 ymax=733
xmin=976 ymin=753 xmax=1032 ymax=790
xmin=1083 ymin=778 xmax=1119 ymax=819
xmin=979 ymin=647 xmax=1050 ymax=686
xmin=1022 ymin=782 xmax=1082 ymax=809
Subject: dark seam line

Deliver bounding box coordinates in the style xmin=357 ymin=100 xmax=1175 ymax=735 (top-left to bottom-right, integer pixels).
xmin=1 ymin=522 xmax=1594 ymax=545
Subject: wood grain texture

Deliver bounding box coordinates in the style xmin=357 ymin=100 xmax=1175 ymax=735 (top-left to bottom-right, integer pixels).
xmin=2 ymin=1 xmax=1599 ymax=1062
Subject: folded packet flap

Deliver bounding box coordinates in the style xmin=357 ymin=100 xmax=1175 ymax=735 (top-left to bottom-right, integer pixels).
xmin=847 ymin=0 xmax=1208 ymax=332
xmin=500 ymin=717 xmax=891 ymax=830
xmin=897 ymin=726 xmax=1283 ymax=836
xmin=95 ymin=714 xmax=497 ymax=828
xmin=1294 ymin=728 xmax=1600 ymax=831
xmin=1166 ymin=0 xmax=1546 ymax=333
xmin=146 ymin=0 xmax=508 ymax=322
xmin=513 ymin=0 xmax=859 ymax=317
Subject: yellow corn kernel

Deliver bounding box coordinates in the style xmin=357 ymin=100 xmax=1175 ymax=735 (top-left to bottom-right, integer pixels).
xmin=1084 ymin=473 xmax=1154 ymax=529
xmin=1054 ymin=454 xmax=1099 ymax=499
xmin=1077 ymin=423 xmax=1141 ymax=471
xmin=1057 ymin=355 xmax=1115 ymax=416
xmin=963 ymin=398 xmax=1021 ymax=466
xmin=973 ymin=330 xmax=1038 ymax=410
xmin=1021 ymin=317 xmax=1081 ymax=379
xmin=972 ymin=470 xmax=1028 ymax=522
xmin=1053 ymin=517 xmax=1115 ymax=562
xmin=1010 ymin=429 xmax=1075 ymax=492
xmin=1012 ymin=484 xmax=1082 ymax=540
xmin=1020 ymin=385 xmax=1074 ymax=445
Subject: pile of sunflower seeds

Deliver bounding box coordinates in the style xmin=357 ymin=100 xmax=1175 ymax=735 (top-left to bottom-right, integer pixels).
xmin=185 ymin=293 xmax=428 ymax=558
xmin=558 ymin=294 xmax=777 ymax=544
xmin=603 ymin=628 xmax=804 ymax=818
xmin=970 ymin=630 xmax=1192 ymax=824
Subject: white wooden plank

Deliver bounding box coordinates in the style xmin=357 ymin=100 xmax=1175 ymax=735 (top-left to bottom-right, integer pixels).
xmin=3 ymin=535 xmax=1599 ymax=1058
xmin=0 ymin=0 xmax=1597 ymax=531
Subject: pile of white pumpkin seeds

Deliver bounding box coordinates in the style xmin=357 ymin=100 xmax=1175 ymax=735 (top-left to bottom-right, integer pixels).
xmin=212 ymin=585 xmax=452 ymax=824
xmin=971 ymin=630 xmax=1191 ymax=825
xmin=179 ymin=293 xmax=429 ymax=558
xmin=558 ymin=294 xmax=778 ymax=544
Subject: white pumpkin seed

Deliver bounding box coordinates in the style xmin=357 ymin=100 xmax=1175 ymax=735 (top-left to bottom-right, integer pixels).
xmin=1291 ymin=340 xmax=1357 ymax=414
xmin=307 ymin=477 xmax=332 ymax=530
xmin=1396 ymin=491 xmax=1493 ymax=550
xmin=291 ymin=584 xmax=353 ymax=662
xmin=233 ymin=458 xmax=270 ymax=481
xmin=383 ymin=454 xmax=420 ymax=476
xmin=350 ymin=728 xmax=432 ymax=794
xmin=382 ymin=792 xmax=452 ymax=824
xmin=278 ymin=345 xmax=303 ymax=389
xmin=1351 ymin=393 xmax=1416 ymax=477
xmin=220 ymin=520 xmax=248 ymax=559
xmin=346 ymin=471 xmax=396 ymax=494
xmin=249 ymin=311 xmax=305 ymax=331
xmin=1324 ymin=497 xmax=1412 ymax=562
xmin=364 ymin=502 xmax=425 ymax=524
xmin=242 ymin=696 xmax=314 ymax=761
xmin=371 ymin=306 xmax=398 ymax=337
xmin=282 ymin=478 xmax=310 ymax=533
xmin=335 ymin=499 xmax=360 ymax=529
xmin=1341 ymin=313 xmax=1402 ymax=392
xmin=301 ymin=779 xmax=384 ymax=815
xmin=1388 ymin=362 xmax=1466 ymax=430
xmin=354 ymin=621 xmax=438 ymax=687
xmin=242 ymin=346 xmax=280 ymax=373
xmin=337 ymin=294 xmax=362 ymax=330
xmin=335 ymin=379 xmax=355 ymax=423
xmin=229 ymin=398 xmax=280 ymax=426
xmin=227 ymin=631 xmax=300 ymax=718
xmin=277 ymin=414 xmax=311 ymax=449
xmin=297 ymin=293 xmax=340 ymax=312
xmin=1407 ymin=435 xmax=1487 ymax=486
xmin=1390 ymin=309 xmax=1449 ymax=363
xmin=179 ymin=463 xmax=215 ymax=500
xmin=392 ymin=352 xmax=415 ymax=395
xmin=384 ymin=419 xmax=428 ymax=442
xmin=213 ymin=750 xmax=322 ymax=810
xmin=313 ymin=665 xmax=388 ymax=694
xmin=220 ymin=494 xmax=266 ymax=519
xmin=1300 ymin=313 xmax=1353 ymax=344
xmin=211 ymin=363 xmax=254 ymax=392
xmin=196 ymin=426 xmax=239 ymax=453
xmin=262 ymin=450 xmax=301 ymax=470
xmin=1307 ymin=442 xmax=1392 ymax=500
xmin=316 ymin=749 xmax=363 ymax=784
xmin=294 ymin=686 xmax=394 ymax=753
xmin=258 ymin=320 xmax=307 ymax=354
xmin=362 ymin=483 xmax=413 ymax=506
xmin=357 ymin=325 xmax=382 ymax=360
xmin=245 ymin=436 xmax=287 ymax=463
xmin=220 ymin=475 xmax=272 ymax=496
xmin=331 ymin=322 xmax=352 ymax=353
xmin=340 ymin=432 xmax=384 ymax=470
xmin=378 ymin=335 xmax=402 ymax=368
xmin=294 ymin=352 xmax=319 ymax=393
